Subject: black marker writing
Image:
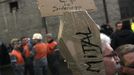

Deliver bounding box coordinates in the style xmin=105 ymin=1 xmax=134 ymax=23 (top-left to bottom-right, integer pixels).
xmin=76 ymin=27 xmax=102 ymax=72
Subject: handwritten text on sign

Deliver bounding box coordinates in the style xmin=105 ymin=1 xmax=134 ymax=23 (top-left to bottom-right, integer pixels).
xmin=52 ymin=0 xmax=82 ymax=12
xmin=76 ymin=27 xmax=102 ymax=72
xmin=37 ymin=0 xmax=96 ymax=16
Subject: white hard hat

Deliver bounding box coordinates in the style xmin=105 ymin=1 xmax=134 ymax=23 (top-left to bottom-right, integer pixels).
xmin=32 ymin=33 xmax=43 ymax=40
xmin=10 ymin=38 xmax=19 ymax=44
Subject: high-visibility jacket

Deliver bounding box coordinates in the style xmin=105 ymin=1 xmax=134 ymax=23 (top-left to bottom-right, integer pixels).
xmin=23 ymin=44 xmax=31 ymax=58
xmin=34 ymin=43 xmax=48 ymax=59
xmin=10 ymin=50 xmax=24 ymax=64
xmin=47 ymin=41 xmax=58 ymax=54
xmin=131 ymin=22 xmax=134 ymax=32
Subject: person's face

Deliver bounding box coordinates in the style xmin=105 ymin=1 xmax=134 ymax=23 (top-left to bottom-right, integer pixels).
xmin=14 ymin=42 xmax=21 ymax=49
xmin=116 ymin=23 xmax=122 ymax=30
xmin=32 ymin=39 xmax=39 ymax=44
xmin=123 ymin=52 xmax=134 ymax=66
xmin=22 ymin=38 xmax=28 ymax=45
xmin=47 ymin=36 xmax=53 ymax=42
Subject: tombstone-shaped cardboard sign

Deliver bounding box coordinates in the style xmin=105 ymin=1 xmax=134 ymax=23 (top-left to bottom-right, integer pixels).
xmin=58 ymin=11 xmax=105 ymax=75
xmin=37 ymin=0 xmax=96 ymax=17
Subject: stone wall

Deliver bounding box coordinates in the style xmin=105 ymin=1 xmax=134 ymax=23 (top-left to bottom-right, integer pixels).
xmin=0 ymin=0 xmax=43 ymax=43
xmin=106 ymin=0 xmax=121 ymax=25
xmin=90 ymin=0 xmax=106 ymax=25
xmin=0 ymin=0 xmax=121 ymax=43
xmin=91 ymin=0 xmax=121 ymax=26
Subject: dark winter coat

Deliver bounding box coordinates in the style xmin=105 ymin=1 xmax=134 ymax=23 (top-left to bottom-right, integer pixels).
xmin=0 ymin=42 xmax=11 ymax=66
xmin=111 ymin=30 xmax=134 ymax=50
xmin=101 ymin=24 xmax=113 ymax=36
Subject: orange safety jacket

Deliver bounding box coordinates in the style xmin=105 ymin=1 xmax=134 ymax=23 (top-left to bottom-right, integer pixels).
xmin=23 ymin=44 xmax=31 ymax=58
xmin=10 ymin=50 xmax=24 ymax=64
xmin=47 ymin=41 xmax=58 ymax=55
xmin=34 ymin=42 xmax=48 ymax=59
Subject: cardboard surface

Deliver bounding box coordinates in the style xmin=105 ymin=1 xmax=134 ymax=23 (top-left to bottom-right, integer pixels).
xmin=37 ymin=0 xmax=96 ymax=16
xmin=58 ymin=11 xmax=105 ymax=75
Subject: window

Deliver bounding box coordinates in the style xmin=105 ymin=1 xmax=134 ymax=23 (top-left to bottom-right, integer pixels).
xmin=9 ymin=1 xmax=19 ymax=13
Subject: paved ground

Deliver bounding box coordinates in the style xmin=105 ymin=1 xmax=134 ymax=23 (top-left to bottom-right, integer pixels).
xmin=0 ymin=57 xmax=73 ymax=75
xmin=58 ymin=60 xmax=73 ymax=75
xmin=47 ymin=52 xmax=73 ymax=75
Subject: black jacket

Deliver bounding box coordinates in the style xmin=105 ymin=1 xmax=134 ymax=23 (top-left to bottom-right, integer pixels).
xmin=0 ymin=42 xmax=11 ymax=66
xmin=111 ymin=30 xmax=134 ymax=50
xmin=101 ymin=25 xmax=113 ymax=36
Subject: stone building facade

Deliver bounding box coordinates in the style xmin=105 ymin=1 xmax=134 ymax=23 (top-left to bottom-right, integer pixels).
xmin=90 ymin=0 xmax=121 ymax=26
xmin=0 ymin=0 xmax=124 ymax=42
xmin=118 ymin=0 xmax=134 ymax=19
xmin=0 ymin=0 xmax=43 ymax=43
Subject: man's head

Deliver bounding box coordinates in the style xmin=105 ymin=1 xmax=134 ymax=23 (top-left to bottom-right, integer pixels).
xmin=32 ymin=33 xmax=43 ymax=40
xmin=32 ymin=33 xmax=43 ymax=43
xmin=21 ymin=36 xmax=29 ymax=45
xmin=115 ymin=21 xmax=123 ymax=31
xmin=46 ymin=33 xmax=55 ymax=42
xmin=116 ymin=44 xmax=134 ymax=66
xmin=10 ymin=38 xmax=21 ymax=50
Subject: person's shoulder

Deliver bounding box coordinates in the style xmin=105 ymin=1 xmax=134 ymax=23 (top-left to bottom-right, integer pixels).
xmin=100 ymin=33 xmax=111 ymax=44
xmin=111 ymin=31 xmax=120 ymax=36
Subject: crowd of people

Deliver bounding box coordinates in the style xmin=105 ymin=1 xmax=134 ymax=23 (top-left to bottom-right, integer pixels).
xmin=0 ymin=33 xmax=60 ymax=75
xmin=0 ymin=21 xmax=134 ymax=75
xmin=100 ymin=21 xmax=134 ymax=75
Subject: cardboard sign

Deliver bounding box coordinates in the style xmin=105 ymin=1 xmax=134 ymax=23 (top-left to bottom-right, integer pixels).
xmin=37 ymin=0 xmax=96 ymax=17
xmin=58 ymin=11 xmax=105 ymax=75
